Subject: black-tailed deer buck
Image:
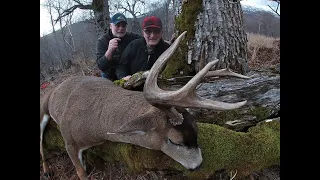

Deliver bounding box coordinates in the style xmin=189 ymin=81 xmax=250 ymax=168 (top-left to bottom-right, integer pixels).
xmin=40 ymin=31 xmax=249 ymax=180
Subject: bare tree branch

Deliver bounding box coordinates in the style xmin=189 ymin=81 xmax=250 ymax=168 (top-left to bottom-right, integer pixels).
xmin=227 ymin=0 xmax=241 ymax=4
xmin=55 ymin=1 xmax=92 ymax=23
xmin=267 ymin=3 xmax=280 ymax=17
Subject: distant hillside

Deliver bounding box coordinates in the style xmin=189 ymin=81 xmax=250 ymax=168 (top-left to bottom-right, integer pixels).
xmin=40 ymin=7 xmax=279 ymax=80
xmin=242 ymin=5 xmax=280 ymax=37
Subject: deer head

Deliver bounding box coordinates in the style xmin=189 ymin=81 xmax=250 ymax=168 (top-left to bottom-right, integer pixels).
xmin=40 ymin=31 xmax=249 ymax=180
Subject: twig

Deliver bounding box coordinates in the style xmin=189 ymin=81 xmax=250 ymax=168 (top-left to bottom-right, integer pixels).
xmin=227 ymin=0 xmax=241 ymax=4
xmin=267 ymin=1 xmax=280 ymax=17
xmin=230 ymin=170 xmax=237 ymax=180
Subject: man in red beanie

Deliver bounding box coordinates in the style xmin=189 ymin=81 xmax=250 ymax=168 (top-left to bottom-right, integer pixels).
xmin=116 ymin=16 xmax=170 ymax=84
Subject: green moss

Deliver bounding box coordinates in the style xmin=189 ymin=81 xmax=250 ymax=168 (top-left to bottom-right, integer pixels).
xmin=161 ymin=0 xmax=202 ymax=79
xmin=185 ymin=121 xmax=280 ymax=179
xmin=161 ymin=53 xmax=194 ymax=79
xmin=175 ymin=0 xmax=203 ymax=38
xmin=85 ymin=141 xmax=180 ymax=173
xmin=42 ymin=119 xmax=279 ymax=179
xmin=114 ymin=72 xmax=145 ymax=89
xmin=212 ymin=110 xmax=243 ymax=126
xmin=196 ymin=106 xmax=270 ymax=126
xmin=250 ymin=106 xmax=270 ymax=121
xmin=43 ymin=121 xmax=65 ymax=151
xmin=114 ymin=79 xmax=127 ymax=87
xmin=123 ymin=71 xmax=145 ymax=89
xmin=129 ymin=71 xmax=144 ymax=80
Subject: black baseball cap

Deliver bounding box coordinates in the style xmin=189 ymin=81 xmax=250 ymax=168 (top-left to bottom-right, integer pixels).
xmin=111 ymin=13 xmax=127 ymax=24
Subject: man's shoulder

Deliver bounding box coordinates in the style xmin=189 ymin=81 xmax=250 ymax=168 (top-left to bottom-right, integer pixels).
xmin=98 ymin=32 xmax=112 ymax=41
xmin=159 ymin=39 xmax=171 ymax=49
xmin=164 ymin=41 xmax=170 ymax=48
xmin=126 ymin=32 xmax=143 ymax=39
xmin=129 ymin=38 xmax=144 ymax=46
xmin=123 ymin=38 xmax=144 ymax=53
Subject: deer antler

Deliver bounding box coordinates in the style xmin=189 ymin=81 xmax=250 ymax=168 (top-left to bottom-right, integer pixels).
xmin=205 ymin=67 xmax=250 ymax=79
xmin=144 ymin=31 xmax=248 ymax=125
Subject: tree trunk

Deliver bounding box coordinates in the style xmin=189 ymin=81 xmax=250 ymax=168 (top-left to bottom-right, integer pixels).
xmin=163 ymin=0 xmax=171 ymax=40
xmin=48 ymin=1 xmax=64 ymax=70
xmin=170 ymin=0 xmax=248 ymax=76
xmin=131 ymin=16 xmax=140 ymax=34
xmin=194 ymin=0 xmax=248 ymax=74
xmin=92 ymin=0 xmax=110 ymax=37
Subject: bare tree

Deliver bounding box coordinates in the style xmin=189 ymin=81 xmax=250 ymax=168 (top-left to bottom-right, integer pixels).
xmin=40 ymin=36 xmax=56 ymax=73
xmin=53 ymin=0 xmax=109 ymax=38
xmin=163 ymin=0 xmax=173 ymax=39
xmin=110 ymin=0 xmax=146 ymax=34
xmin=43 ymin=0 xmax=65 ymax=70
xmin=146 ymin=0 xmax=175 ymax=40
xmin=48 ymin=0 xmax=75 ymax=62
xmin=267 ymin=0 xmax=280 ymax=17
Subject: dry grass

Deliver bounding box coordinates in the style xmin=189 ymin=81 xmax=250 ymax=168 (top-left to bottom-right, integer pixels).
xmin=40 ymin=152 xmax=186 ymax=180
xmin=247 ymin=33 xmax=279 ymax=49
xmin=246 ymin=33 xmax=280 ymax=69
xmin=40 ymin=56 xmax=100 ymax=98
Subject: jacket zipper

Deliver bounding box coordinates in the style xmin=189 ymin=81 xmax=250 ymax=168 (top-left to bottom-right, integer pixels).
xmin=147 ymin=54 xmax=150 ymax=64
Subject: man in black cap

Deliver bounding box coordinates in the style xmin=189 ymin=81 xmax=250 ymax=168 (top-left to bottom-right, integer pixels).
xmin=96 ymin=13 xmax=142 ymax=81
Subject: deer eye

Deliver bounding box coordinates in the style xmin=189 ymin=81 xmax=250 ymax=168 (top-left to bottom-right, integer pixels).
xmin=168 ymin=139 xmax=185 ymax=146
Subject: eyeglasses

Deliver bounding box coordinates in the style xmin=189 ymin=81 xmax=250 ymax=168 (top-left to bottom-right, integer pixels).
xmin=143 ymin=28 xmax=161 ymax=35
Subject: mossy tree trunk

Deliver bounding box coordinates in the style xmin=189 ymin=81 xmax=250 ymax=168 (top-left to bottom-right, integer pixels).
xmin=42 ymin=119 xmax=280 ymax=179
xmin=92 ymin=0 xmax=110 ymax=37
xmin=163 ymin=0 xmax=248 ymax=78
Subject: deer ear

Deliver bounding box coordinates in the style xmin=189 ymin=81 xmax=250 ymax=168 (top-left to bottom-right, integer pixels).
xmin=157 ymin=106 xmax=184 ymax=126
xmin=106 ymin=111 xmax=159 ymax=135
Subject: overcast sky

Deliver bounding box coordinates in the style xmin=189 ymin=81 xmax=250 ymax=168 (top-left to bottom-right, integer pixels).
xmin=40 ymin=0 xmax=280 ymax=37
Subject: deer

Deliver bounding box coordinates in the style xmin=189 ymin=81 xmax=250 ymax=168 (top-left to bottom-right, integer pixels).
xmin=40 ymin=31 xmax=249 ymax=180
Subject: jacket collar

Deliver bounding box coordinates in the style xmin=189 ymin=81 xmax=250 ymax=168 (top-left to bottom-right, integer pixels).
xmin=142 ymin=38 xmax=166 ymax=50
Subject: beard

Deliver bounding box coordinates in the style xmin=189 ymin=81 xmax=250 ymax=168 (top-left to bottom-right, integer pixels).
xmin=114 ymin=31 xmax=126 ymax=38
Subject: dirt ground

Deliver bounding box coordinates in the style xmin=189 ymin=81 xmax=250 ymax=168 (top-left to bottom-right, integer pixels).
xmin=40 ymin=152 xmax=188 ymax=180
xmin=40 ymin=152 xmax=279 ymax=180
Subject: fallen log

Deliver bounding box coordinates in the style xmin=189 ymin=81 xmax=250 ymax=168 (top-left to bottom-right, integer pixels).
xmin=42 ymin=117 xmax=280 ymax=179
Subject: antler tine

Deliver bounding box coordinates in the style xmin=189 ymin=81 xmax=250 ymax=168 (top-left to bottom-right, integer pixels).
xmin=180 ymin=59 xmax=219 ymax=93
xmin=144 ymin=31 xmax=247 ymax=111
xmin=144 ymin=31 xmax=187 ymax=102
xmin=205 ymin=68 xmax=250 ymax=79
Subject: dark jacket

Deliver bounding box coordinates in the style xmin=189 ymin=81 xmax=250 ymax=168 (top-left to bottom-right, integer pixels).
xmin=96 ymin=29 xmax=142 ymax=79
xmin=116 ymin=38 xmax=170 ymax=79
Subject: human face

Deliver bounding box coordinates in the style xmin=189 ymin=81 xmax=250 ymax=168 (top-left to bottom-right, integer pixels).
xmin=110 ymin=22 xmax=127 ymax=38
xmin=143 ymin=28 xmax=162 ymax=47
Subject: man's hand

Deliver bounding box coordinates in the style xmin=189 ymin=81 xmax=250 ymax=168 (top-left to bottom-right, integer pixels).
xmin=170 ymin=33 xmax=176 ymax=44
xmin=105 ymin=38 xmax=121 ymax=60
xmin=122 ymin=75 xmax=131 ymax=81
xmin=164 ymin=33 xmax=176 ymax=45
